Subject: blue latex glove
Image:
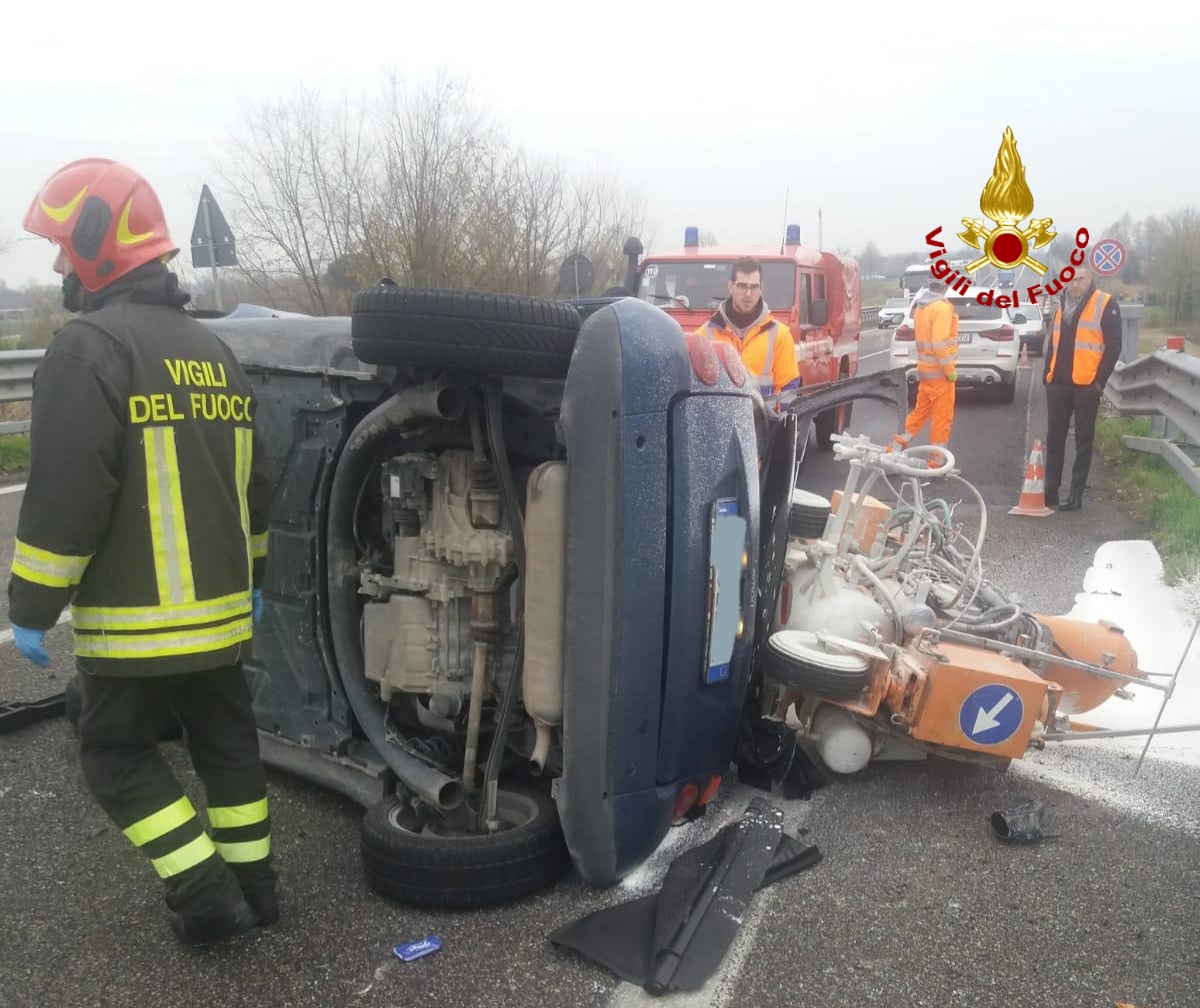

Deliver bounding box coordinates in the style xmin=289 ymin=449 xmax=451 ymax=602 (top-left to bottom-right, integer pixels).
xmin=13 ymin=625 xmax=50 ymax=667
xmin=252 ymin=589 xmax=264 ymax=625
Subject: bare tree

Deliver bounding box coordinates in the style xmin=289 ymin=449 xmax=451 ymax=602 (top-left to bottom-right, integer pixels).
xmin=218 ymin=86 xmax=375 ymax=314
xmin=214 ymin=69 xmax=648 ymax=311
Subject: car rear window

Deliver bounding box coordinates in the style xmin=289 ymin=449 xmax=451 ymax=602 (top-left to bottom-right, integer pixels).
xmin=948 ymin=298 xmax=1001 ymax=321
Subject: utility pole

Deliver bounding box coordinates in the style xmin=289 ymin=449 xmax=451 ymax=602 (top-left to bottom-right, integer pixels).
xmin=818 ymin=208 xmax=823 ymax=251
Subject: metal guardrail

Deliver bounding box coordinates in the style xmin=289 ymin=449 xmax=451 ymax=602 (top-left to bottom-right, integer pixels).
xmin=862 ymin=305 xmax=881 ymax=327
xmin=1105 ymin=343 xmax=1200 ymax=495
xmin=0 ymin=350 xmax=43 ymax=435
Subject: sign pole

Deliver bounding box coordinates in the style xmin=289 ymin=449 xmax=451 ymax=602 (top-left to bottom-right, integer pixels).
xmin=201 ymin=194 xmax=223 ymax=312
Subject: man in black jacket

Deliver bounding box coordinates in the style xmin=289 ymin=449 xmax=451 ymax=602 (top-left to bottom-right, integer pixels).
xmin=11 ymin=159 xmax=277 ymax=944
xmin=1042 ymin=269 xmax=1123 ymax=511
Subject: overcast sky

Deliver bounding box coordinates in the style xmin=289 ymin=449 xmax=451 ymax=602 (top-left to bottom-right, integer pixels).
xmin=2 ymin=0 xmax=1197 ymax=288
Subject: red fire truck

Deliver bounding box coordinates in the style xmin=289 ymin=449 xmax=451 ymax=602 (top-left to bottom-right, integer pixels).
xmin=628 ymin=225 xmax=861 ymax=449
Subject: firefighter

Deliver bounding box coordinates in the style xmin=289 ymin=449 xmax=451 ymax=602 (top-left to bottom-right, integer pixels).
xmin=891 ymin=279 xmax=959 ymax=465
xmin=697 ymin=256 xmax=800 ymax=404
xmin=10 ymin=159 xmax=276 ymax=945
xmin=1043 ymin=269 xmax=1122 ymax=511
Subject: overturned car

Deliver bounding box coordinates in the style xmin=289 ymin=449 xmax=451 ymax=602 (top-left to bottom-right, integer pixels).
xmin=196 ymin=286 xmax=867 ymax=908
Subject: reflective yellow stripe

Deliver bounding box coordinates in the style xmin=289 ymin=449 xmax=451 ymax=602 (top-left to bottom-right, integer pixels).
xmin=215 ymin=837 xmax=271 ymax=863
xmin=74 ymin=618 xmax=253 ymax=659
xmin=144 ymin=427 xmax=195 ymax=605
xmin=123 ymin=796 xmax=197 ymax=847
xmin=208 ymin=798 xmax=269 ymax=830
xmin=11 ymin=540 xmax=92 ymax=589
xmin=250 ymin=532 xmax=269 ymax=560
xmin=71 ymin=591 xmax=252 ymax=631
xmin=235 ymin=428 xmax=253 ymax=585
xmin=151 ymin=833 xmax=217 ymax=879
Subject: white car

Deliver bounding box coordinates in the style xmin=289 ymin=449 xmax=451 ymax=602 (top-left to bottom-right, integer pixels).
xmin=1012 ymin=308 xmax=1045 ymax=357
xmin=889 ymin=286 xmax=1019 ymax=403
xmin=877 ymin=297 xmax=909 ymax=329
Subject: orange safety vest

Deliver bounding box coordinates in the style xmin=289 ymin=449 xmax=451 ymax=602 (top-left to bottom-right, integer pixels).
xmin=1047 ymin=289 xmax=1111 ymax=385
xmin=914 ymin=298 xmax=959 ymax=382
xmin=698 ymin=315 xmax=799 ymax=396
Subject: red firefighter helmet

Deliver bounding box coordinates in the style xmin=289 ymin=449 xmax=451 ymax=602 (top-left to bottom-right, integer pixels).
xmin=22 ymin=158 xmax=178 ymax=292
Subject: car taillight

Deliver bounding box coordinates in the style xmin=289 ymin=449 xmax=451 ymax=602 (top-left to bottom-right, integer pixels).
xmin=980 ymin=325 xmax=1015 ymax=341
xmin=686 ymin=333 xmax=720 ymax=385
xmin=715 ymin=342 xmax=746 ymax=386
xmin=673 ymin=781 xmax=700 ymax=820
xmin=894 ymin=324 xmax=915 ymax=341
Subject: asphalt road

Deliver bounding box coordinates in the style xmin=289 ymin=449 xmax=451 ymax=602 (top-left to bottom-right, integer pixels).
xmin=2 ymin=332 xmax=1195 ymax=1008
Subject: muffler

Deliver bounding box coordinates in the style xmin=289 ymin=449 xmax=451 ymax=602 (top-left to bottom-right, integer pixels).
xmin=523 ymin=461 xmax=568 ymax=775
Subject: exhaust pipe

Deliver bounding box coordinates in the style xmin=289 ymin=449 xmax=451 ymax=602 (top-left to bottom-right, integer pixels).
xmin=984 ymin=375 xmax=995 ymax=386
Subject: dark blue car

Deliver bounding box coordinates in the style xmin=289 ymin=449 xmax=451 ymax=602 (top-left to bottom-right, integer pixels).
xmin=195 ymin=287 xmax=895 ymax=906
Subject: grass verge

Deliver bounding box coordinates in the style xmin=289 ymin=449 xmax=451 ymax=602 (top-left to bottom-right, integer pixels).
xmin=0 ymin=435 xmax=30 ymax=475
xmin=1094 ymin=414 xmax=1200 ymax=583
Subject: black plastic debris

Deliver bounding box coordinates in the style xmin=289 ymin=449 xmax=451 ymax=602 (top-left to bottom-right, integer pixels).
xmin=0 ymin=692 xmax=65 ymax=735
xmin=989 ymin=796 xmax=1053 ymax=844
xmin=549 ymin=798 xmax=822 ymax=995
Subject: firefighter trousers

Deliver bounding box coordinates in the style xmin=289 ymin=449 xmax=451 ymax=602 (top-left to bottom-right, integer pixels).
xmin=893 ymin=379 xmax=956 ymax=463
xmin=77 ymin=661 xmax=277 ymax=922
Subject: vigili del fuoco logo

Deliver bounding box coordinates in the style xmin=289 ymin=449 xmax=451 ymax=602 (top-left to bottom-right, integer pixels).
xmin=923 ymin=126 xmax=1090 ymax=310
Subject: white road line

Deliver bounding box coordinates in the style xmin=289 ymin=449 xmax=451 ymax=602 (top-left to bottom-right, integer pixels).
xmin=0 ymin=483 xmax=27 ymax=495
xmin=0 ymin=609 xmax=72 ymax=644
xmin=859 ymin=349 xmax=891 ymax=363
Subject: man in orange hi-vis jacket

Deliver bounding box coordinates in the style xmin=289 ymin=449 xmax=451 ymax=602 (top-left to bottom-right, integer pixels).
xmin=891 ymin=279 xmax=959 ymax=465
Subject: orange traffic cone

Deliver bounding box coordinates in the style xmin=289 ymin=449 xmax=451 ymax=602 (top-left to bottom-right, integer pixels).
xmin=1008 ymin=440 xmax=1055 ymax=517
xmin=1018 ymin=344 xmax=1030 ymax=368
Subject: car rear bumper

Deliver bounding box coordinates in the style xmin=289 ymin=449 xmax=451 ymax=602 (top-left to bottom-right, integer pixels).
xmin=899 ymin=364 xmax=1017 ymax=387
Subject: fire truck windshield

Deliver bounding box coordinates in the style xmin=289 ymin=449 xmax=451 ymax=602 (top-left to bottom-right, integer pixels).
xmin=638 ymin=261 xmax=797 ymax=311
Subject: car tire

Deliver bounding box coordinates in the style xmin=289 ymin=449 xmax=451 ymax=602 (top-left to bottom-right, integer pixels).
xmin=360 ymin=784 xmax=570 ymax=908
xmin=762 ymin=631 xmax=870 ymax=700
xmin=350 ymin=285 xmax=582 ymax=379
xmin=995 ymin=379 xmax=1017 ymax=404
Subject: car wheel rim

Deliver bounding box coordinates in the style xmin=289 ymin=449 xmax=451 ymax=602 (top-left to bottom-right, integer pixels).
xmin=387 ymin=789 xmax=540 ymax=838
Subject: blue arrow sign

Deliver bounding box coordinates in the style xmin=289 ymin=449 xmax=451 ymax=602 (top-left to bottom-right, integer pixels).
xmin=959 ymin=684 xmax=1024 ymax=745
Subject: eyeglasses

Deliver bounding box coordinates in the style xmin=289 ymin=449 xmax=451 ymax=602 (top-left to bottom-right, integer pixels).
xmin=733 ymin=283 xmax=763 ymax=294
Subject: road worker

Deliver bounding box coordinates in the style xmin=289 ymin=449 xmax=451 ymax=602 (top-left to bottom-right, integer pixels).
xmin=10 ymin=159 xmax=276 ymax=945
xmin=1043 ymin=269 xmax=1123 ymax=511
xmin=891 ymin=278 xmax=959 ymax=465
xmin=697 ymin=256 xmax=800 ymax=405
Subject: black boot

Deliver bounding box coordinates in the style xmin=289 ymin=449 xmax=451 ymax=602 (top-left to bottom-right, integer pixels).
xmin=1059 ymin=492 xmax=1083 ymax=511
xmin=1045 ymin=490 xmax=1060 ymax=508
xmin=169 ymin=899 xmax=259 ymax=946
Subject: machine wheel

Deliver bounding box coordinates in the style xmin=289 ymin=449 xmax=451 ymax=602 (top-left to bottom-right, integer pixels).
xmin=361 ymin=784 xmax=570 ymax=907
xmin=763 ymin=631 xmax=871 ymax=700
xmin=906 ymin=382 xmax=918 ymax=409
xmin=788 ymin=489 xmax=832 ymax=540
xmin=350 ymin=285 xmax=581 ymax=379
